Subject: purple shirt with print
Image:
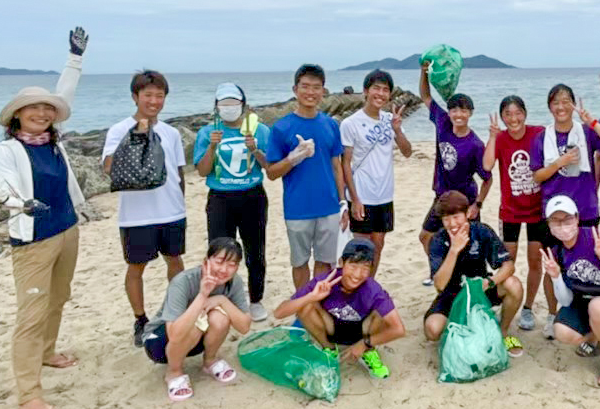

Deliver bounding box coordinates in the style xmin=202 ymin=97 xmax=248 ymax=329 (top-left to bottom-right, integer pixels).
xmin=430 ymin=100 xmax=491 ymax=203
xmin=553 ymin=228 xmax=600 ymax=296
xmin=530 ymin=126 xmax=600 ymax=221
xmin=292 ymin=268 xmax=395 ymax=322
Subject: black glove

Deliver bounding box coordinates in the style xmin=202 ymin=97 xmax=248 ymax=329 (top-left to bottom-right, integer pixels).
xmin=69 ymin=26 xmax=89 ymax=56
xmin=22 ymin=199 xmax=51 ymax=217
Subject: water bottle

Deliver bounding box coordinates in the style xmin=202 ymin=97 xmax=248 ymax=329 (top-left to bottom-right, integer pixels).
xmin=564 ymin=143 xmax=580 ymax=177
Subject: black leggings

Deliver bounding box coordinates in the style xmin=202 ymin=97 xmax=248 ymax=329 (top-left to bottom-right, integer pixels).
xmin=206 ymin=184 xmax=268 ymax=303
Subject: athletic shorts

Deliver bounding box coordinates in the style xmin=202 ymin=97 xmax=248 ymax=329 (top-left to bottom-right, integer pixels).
xmin=498 ymin=220 xmax=546 ymax=243
xmin=349 ymin=201 xmax=394 ymax=234
xmin=424 ymin=285 xmax=502 ymax=320
xmin=120 ymin=218 xmax=186 ymax=264
xmin=144 ymin=324 xmax=204 ymax=364
xmin=555 ymin=296 xmax=595 ymax=336
xmin=285 ymin=213 xmax=339 ymax=267
xmin=422 ymin=199 xmax=479 ymax=233
xmin=327 ymin=318 xmax=365 ymax=346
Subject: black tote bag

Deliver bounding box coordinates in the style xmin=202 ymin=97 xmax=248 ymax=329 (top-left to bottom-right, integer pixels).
xmin=109 ymin=124 xmax=167 ymax=192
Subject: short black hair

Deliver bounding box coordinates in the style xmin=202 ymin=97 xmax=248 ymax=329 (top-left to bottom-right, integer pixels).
xmin=207 ymin=237 xmax=243 ymax=263
xmin=547 ymin=83 xmax=575 ymax=107
xmin=499 ymin=95 xmax=527 ymax=116
xmin=294 ymin=64 xmax=325 ymax=86
xmin=130 ymin=70 xmax=169 ymax=96
xmin=363 ymin=69 xmax=394 ymax=91
xmin=447 ymin=93 xmax=474 ymax=111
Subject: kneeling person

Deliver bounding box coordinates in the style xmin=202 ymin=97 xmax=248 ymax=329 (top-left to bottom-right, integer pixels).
xmin=423 ymin=190 xmax=525 ymax=357
xmin=274 ymin=238 xmax=405 ymax=379
xmin=143 ymin=237 xmax=251 ymax=401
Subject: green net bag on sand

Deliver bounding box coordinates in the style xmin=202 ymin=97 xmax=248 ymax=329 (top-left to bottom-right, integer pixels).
xmin=438 ymin=277 xmax=509 ymax=383
xmin=238 ymin=327 xmax=341 ymax=402
xmin=419 ymin=44 xmax=463 ymax=101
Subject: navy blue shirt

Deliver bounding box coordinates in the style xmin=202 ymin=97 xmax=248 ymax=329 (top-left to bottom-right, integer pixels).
xmin=428 ymin=222 xmax=511 ymax=295
xmin=11 ymin=143 xmax=77 ymax=246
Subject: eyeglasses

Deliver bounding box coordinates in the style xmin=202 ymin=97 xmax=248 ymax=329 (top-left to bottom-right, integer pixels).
xmin=548 ymin=215 xmax=577 ymax=227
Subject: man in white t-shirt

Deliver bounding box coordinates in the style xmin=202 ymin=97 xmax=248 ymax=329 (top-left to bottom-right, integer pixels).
xmin=102 ymin=70 xmax=187 ymax=348
xmin=341 ymin=70 xmax=412 ymax=276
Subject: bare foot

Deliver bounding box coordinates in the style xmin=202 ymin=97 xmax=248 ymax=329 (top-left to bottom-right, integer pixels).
xmin=20 ymin=397 xmax=54 ymax=409
xmin=43 ymin=353 xmax=77 ymax=368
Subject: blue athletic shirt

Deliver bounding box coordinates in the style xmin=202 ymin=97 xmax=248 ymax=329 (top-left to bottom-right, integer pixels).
xmin=11 ymin=143 xmax=77 ymax=246
xmin=266 ymin=112 xmax=343 ymax=220
xmin=193 ymin=123 xmax=270 ymax=191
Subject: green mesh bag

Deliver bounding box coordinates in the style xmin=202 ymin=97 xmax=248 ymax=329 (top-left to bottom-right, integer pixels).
xmin=438 ymin=277 xmax=509 ymax=383
xmin=419 ymin=44 xmax=463 ymax=101
xmin=238 ymin=327 xmax=340 ymax=402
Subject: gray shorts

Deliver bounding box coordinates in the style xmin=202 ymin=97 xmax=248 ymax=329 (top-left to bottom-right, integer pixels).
xmin=285 ymin=213 xmax=339 ymax=267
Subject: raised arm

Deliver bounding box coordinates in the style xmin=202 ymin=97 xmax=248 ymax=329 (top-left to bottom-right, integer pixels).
xmin=56 ymin=27 xmax=89 ymax=107
xmin=483 ymin=114 xmax=501 ymax=171
xmin=419 ymin=61 xmax=432 ymax=109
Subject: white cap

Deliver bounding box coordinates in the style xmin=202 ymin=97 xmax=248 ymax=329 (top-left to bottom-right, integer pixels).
xmin=545 ymin=195 xmax=578 ymax=218
xmin=215 ymin=82 xmax=243 ymax=102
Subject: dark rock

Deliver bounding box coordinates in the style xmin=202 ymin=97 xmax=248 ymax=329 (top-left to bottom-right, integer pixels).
xmin=343 ymin=86 xmax=354 ymax=94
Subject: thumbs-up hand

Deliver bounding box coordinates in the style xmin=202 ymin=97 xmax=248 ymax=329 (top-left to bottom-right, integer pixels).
xmin=287 ymin=134 xmax=314 ymax=166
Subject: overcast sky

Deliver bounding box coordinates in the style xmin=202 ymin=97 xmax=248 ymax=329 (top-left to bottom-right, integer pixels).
xmin=2 ymin=0 xmax=599 ymax=74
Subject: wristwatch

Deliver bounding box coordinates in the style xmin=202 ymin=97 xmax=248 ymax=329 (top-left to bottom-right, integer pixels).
xmin=486 ymin=277 xmax=496 ymax=289
xmin=475 ymin=201 xmax=483 ymax=209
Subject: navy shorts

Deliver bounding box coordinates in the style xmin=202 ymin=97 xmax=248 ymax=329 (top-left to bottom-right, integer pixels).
xmin=499 ymin=220 xmax=547 ymax=243
xmin=120 ymin=218 xmax=186 ymax=264
xmin=424 ymin=285 xmax=502 ymax=320
xmin=422 ymin=199 xmax=479 ymax=233
xmin=144 ymin=324 xmax=204 ymax=364
xmin=555 ymin=297 xmax=594 ymax=336
xmin=349 ymin=201 xmax=394 ymax=234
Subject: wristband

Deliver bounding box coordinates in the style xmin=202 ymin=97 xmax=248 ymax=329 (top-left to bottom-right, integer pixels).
xmin=363 ymin=335 xmax=373 ymax=349
xmin=476 ymin=201 xmax=483 ymax=209
xmin=591 ymin=119 xmax=599 ymax=129
xmin=486 ymin=277 xmax=496 ymax=289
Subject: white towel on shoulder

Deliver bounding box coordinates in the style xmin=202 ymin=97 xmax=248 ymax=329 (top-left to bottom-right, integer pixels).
xmin=543 ymin=121 xmax=590 ymax=172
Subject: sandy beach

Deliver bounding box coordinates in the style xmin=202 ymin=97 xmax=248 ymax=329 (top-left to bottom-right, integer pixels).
xmin=1 ymin=141 xmax=599 ymax=409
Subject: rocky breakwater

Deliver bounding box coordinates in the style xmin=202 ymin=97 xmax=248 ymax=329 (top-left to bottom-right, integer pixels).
xmin=63 ymin=87 xmax=422 ymax=200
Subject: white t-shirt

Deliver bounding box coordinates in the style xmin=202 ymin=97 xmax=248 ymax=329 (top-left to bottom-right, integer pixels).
xmin=340 ymin=109 xmax=402 ymax=205
xmin=102 ymin=117 xmax=186 ymax=227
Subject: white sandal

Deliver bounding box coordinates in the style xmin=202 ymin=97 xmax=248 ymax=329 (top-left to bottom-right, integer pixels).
xmin=167 ymin=374 xmax=194 ymax=402
xmin=203 ymin=359 xmax=237 ymax=383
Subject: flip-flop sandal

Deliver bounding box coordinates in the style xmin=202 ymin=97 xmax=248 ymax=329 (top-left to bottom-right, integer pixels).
xmin=576 ymin=342 xmax=599 ymax=357
xmin=167 ymin=374 xmax=193 ymax=402
xmin=43 ymin=353 xmax=78 ymax=368
xmin=504 ymin=336 xmax=524 ymax=358
xmin=203 ymin=359 xmax=236 ymax=383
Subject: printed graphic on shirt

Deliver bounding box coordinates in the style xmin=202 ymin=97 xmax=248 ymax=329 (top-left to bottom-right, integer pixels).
xmin=439 ymin=142 xmax=458 ymax=171
xmin=508 ymin=150 xmax=540 ymax=196
xmin=364 ymin=117 xmax=393 ymax=145
xmin=567 ymin=259 xmax=600 ymax=285
xmin=469 ymin=240 xmax=480 ymax=255
xmin=216 ymin=136 xmax=259 ymax=182
xmin=329 ymin=305 xmax=362 ymax=322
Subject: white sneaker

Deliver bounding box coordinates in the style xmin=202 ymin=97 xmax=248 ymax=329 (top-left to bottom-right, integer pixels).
xmin=543 ymin=314 xmax=556 ymax=339
xmin=250 ymin=302 xmax=268 ymax=322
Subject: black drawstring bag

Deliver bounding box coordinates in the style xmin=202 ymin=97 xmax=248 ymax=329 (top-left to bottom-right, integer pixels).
xmin=109 ymin=124 xmax=167 ymax=192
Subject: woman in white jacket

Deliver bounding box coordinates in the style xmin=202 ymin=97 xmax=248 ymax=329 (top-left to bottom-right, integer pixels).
xmin=0 ymin=27 xmax=88 ymax=409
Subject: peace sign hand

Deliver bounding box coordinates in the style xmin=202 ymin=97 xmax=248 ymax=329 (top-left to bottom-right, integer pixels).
xmin=539 ymin=247 xmax=560 ymax=279
xmin=200 ymin=259 xmax=219 ymax=298
xmin=571 ymin=97 xmax=594 ymax=127
xmin=591 ymin=226 xmax=600 ymax=260
xmin=309 ymin=270 xmax=342 ymax=302
xmin=391 ymin=104 xmax=406 ymax=134
xmin=489 ymin=113 xmax=501 ymax=139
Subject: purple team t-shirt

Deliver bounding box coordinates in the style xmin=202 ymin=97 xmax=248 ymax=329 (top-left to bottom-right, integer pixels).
xmin=553 ymin=228 xmax=600 ymax=296
xmin=430 ymin=100 xmax=491 ymax=203
xmin=530 ymin=126 xmax=600 ymax=221
xmin=292 ymin=268 xmax=395 ymax=322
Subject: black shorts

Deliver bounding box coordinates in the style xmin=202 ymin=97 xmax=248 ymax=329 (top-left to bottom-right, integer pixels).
xmin=424 ymin=285 xmax=503 ymax=320
xmin=144 ymin=324 xmax=204 ymax=364
xmin=555 ymin=296 xmax=594 ymax=336
xmin=349 ymin=201 xmax=394 ymax=234
xmin=499 ymin=220 xmax=546 ymax=243
xmin=326 ymin=318 xmax=365 ymax=346
xmin=120 ymin=218 xmax=186 ymax=264
xmin=422 ymin=198 xmax=480 ymax=233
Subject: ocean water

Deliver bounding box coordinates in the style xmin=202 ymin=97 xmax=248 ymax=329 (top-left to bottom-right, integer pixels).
xmin=1 ymin=68 xmax=599 ymax=141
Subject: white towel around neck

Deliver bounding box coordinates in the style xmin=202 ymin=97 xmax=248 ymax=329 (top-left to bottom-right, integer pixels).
xmin=543 ymin=121 xmax=590 ymax=173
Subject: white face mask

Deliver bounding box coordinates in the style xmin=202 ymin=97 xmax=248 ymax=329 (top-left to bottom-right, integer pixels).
xmin=218 ymin=105 xmax=243 ymax=122
xmin=550 ymin=222 xmax=578 ymax=242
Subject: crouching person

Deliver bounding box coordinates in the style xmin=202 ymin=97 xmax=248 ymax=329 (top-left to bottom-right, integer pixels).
xmin=142 ymin=237 xmax=251 ymax=401
xmin=274 ymin=238 xmax=405 ymax=379
xmin=541 ymin=196 xmax=600 ymax=383
xmin=423 ymin=190 xmax=525 ymax=357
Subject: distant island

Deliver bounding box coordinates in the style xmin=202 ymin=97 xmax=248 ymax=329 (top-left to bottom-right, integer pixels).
xmin=0 ymin=67 xmax=59 ymax=75
xmin=341 ymin=54 xmax=515 ymax=70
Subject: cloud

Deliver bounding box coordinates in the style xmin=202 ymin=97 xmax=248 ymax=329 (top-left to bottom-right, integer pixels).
xmin=511 ymin=0 xmax=600 ymax=12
